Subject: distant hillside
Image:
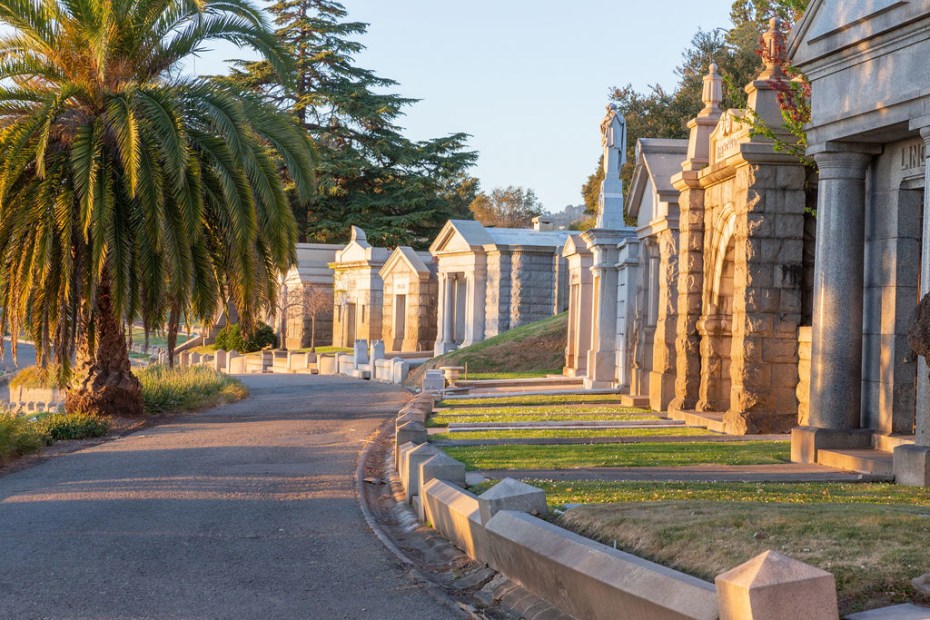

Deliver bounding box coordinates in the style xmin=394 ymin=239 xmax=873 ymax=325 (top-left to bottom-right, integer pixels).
xmin=405 ymin=313 xmax=567 ymax=387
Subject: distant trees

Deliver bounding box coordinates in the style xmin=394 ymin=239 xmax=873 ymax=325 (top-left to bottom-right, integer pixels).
xmin=229 ymin=0 xmax=478 ymax=249
xmin=584 ymin=0 xmax=809 ymax=205
xmin=469 ymin=187 xmax=545 ymax=228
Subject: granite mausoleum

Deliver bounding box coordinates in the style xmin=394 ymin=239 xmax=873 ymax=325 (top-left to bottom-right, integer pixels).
xmin=789 ymin=1 xmax=930 ymax=484
xmin=330 ymin=227 xmax=390 ymax=348
xmin=562 ymin=233 xmax=593 ymax=378
xmin=430 ymin=218 xmax=571 ymax=355
xmin=379 ymin=247 xmax=438 ymax=352
xmin=281 ymin=243 xmax=341 ymax=350
xmin=669 ymin=32 xmax=811 ymax=435
xmin=627 ymin=138 xmax=687 ymax=411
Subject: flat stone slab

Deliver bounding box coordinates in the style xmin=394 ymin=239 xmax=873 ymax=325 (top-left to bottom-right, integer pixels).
xmin=479 ymin=464 xmax=892 ymax=483
xmin=847 ymin=604 xmax=930 ymax=619
xmin=441 ymin=389 xmax=621 ymax=400
xmin=429 ymin=434 xmax=790 ymax=447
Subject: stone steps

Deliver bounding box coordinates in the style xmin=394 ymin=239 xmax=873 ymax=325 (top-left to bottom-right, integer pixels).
xmin=455 ymin=377 xmax=583 ymax=389
xmin=816 ymin=448 xmax=895 ymax=477
xmin=872 ymin=434 xmax=915 ymax=452
xmin=620 ymin=394 xmax=650 ymax=408
xmin=669 ymin=410 xmax=727 ymax=434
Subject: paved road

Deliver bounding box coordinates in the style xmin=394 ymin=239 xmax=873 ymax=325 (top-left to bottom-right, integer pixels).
xmin=0 ymin=374 xmax=451 ymax=619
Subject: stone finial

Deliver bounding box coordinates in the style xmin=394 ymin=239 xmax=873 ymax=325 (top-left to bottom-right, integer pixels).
xmin=758 ymin=17 xmax=786 ymax=81
xmin=716 ymin=551 xmax=838 ymax=620
xmin=350 ymin=225 xmax=367 ymax=243
xmin=702 ymin=63 xmax=723 ymax=113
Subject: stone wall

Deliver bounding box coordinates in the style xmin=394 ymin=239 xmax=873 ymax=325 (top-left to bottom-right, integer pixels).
xmin=649 ymin=228 xmax=680 ymax=411
xmin=483 ymin=249 xmax=512 ymax=338
xmin=510 ymin=250 xmax=561 ymax=329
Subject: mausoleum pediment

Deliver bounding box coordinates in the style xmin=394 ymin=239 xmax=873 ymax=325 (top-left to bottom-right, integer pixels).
xmin=709 ymin=110 xmax=751 ymax=167
xmin=790 ymin=0 xmax=927 ymax=65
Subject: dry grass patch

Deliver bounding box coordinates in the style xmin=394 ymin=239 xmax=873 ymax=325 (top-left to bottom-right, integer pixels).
xmin=428 ymin=405 xmax=657 ymax=427
xmin=431 ymin=427 xmax=713 ymax=441
xmin=560 ymin=499 xmax=930 ymax=615
xmin=440 ymin=394 xmax=624 ymax=408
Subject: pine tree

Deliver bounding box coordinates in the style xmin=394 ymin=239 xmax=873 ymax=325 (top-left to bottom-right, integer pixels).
xmin=229 ymin=0 xmax=478 ymax=249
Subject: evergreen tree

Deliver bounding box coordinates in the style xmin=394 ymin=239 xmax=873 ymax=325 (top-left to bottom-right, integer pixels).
xmin=230 ymin=0 xmax=478 ymax=249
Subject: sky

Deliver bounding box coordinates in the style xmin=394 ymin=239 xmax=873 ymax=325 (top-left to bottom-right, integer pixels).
xmin=198 ymin=0 xmax=737 ymax=213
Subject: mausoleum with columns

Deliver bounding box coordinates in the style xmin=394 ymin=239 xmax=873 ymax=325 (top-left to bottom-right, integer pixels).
xmin=788 ymin=1 xmax=930 ymax=484
xmin=430 ymin=218 xmax=571 ymax=355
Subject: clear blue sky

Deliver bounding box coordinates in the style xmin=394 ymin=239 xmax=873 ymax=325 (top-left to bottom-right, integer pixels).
xmin=199 ymin=0 xmax=736 ymax=212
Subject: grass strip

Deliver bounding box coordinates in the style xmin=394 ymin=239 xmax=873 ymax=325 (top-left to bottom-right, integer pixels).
xmin=439 ymin=393 xmax=625 ymax=407
xmin=431 ymin=427 xmax=713 ymax=441
xmin=139 ymin=365 xmax=248 ymax=414
xmin=443 ymin=441 xmax=790 ymax=471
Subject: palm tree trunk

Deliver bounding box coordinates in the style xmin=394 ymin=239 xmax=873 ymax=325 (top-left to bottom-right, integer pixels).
xmin=167 ymin=301 xmax=180 ymax=368
xmin=65 ymin=276 xmax=144 ymax=417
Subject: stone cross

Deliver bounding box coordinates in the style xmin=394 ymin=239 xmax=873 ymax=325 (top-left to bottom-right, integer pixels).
xmin=595 ymin=103 xmax=626 ymax=229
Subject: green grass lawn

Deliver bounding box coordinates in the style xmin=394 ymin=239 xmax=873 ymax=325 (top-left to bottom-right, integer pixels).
xmin=131 ymin=326 xmax=191 ymax=348
xmin=443 ymin=440 xmax=790 ymax=471
xmin=548 ymin=483 xmax=930 ymax=615
xmin=439 ymin=393 xmax=624 ymax=407
xmin=431 ymin=427 xmax=714 ymax=442
xmin=429 ymin=404 xmax=655 ymax=427
xmin=291 ymin=346 xmax=352 ymax=354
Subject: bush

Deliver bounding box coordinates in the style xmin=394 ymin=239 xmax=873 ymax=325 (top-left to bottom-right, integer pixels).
xmin=0 ymin=413 xmax=44 ymax=463
xmin=138 ymin=365 xmax=248 ymax=414
xmin=214 ymin=322 xmax=276 ymax=353
xmin=37 ymin=413 xmax=110 ymax=441
xmin=10 ymin=365 xmax=60 ymax=389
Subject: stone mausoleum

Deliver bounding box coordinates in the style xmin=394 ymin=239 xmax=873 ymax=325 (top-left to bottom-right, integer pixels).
xmin=669 ymin=32 xmax=810 ymax=435
xmin=563 ymin=105 xmax=639 ymax=393
xmin=430 ymin=218 xmax=571 ymax=355
xmin=281 ymin=242 xmax=342 ymax=350
xmin=626 ymin=138 xmax=687 ymax=411
xmin=330 ymin=227 xmax=390 ymax=348
xmin=789 ymin=1 xmax=930 ymax=485
xmin=379 ymin=246 xmax=438 ymax=353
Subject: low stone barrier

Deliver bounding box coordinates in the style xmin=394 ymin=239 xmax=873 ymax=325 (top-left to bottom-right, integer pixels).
xmin=484 ymin=510 xmax=718 ymax=620
xmin=386 ymin=393 xmax=844 ymax=620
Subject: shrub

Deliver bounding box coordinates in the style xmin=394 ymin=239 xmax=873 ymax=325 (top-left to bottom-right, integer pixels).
xmin=10 ymin=365 xmax=60 ymax=389
xmin=214 ymin=322 xmax=276 ymax=353
xmin=37 ymin=413 xmax=110 ymax=441
xmin=138 ymin=365 xmax=248 ymax=414
xmin=0 ymin=413 xmax=44 ymax=463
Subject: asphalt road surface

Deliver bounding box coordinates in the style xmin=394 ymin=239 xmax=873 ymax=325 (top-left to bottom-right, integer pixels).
xmin=0 ymin=374 xmax=452 ymax=619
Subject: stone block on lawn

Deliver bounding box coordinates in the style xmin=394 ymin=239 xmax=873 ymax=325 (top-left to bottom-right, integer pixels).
xmin=392 ymin=359 xmax=410 ymax=384
xmin=403 ymin=443 xmax=441 ymax=502
xmin=371 ymin=340 xmax=385 ymax=362
xmin=419 ymin=453 xmax=467 ymax=490
xmin=893 ymin=444 xmax=930 ymax=487
xmin=423 ymin=370 xmax=446 ymax=395
xmin=478 ymin=478 xmax=547 ymax=524
xmin=715 ymin=550 xmax=838 ymax=620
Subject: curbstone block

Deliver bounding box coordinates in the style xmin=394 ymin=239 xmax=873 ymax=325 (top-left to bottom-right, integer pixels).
xmin=715 ymin=550 xmax=838 ymax=620
xmin=478 ymin=477 xmax=548 ymax=524
xmin=403 ymin=443 xmax=441 ymax=502
xmin=419 ymin=453 xmax=467 ymax=491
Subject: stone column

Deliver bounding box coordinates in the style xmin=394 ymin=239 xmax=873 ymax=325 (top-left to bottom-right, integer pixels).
xmin=584 ymin=229 xmax=633 ymax=389
xmin=670 ymin=174 xmax=705 ymax=412
xmin=793 ymin=150 xmax=873 ymax=462
xmin=917 ymin=128 xmax=930 ymax=443
xmin=895 ymin=129 xmax=930 ymax=485
xmin=649 ymin=229 xmax=679 ymax=411
xmin=434 ymin=273 xmax=456 ymax=355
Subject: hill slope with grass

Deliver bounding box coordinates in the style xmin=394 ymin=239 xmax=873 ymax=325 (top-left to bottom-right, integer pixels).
xmin=405 ymin=312 xmax=567 ymax=387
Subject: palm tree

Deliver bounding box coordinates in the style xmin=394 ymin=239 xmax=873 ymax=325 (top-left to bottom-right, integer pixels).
xmin=0 ymin=0 xmax=315 ymax=416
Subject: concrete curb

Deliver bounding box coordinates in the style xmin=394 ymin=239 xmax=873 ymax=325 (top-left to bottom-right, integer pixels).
xmin=353 ymin=419 xmax=469 ymax=618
